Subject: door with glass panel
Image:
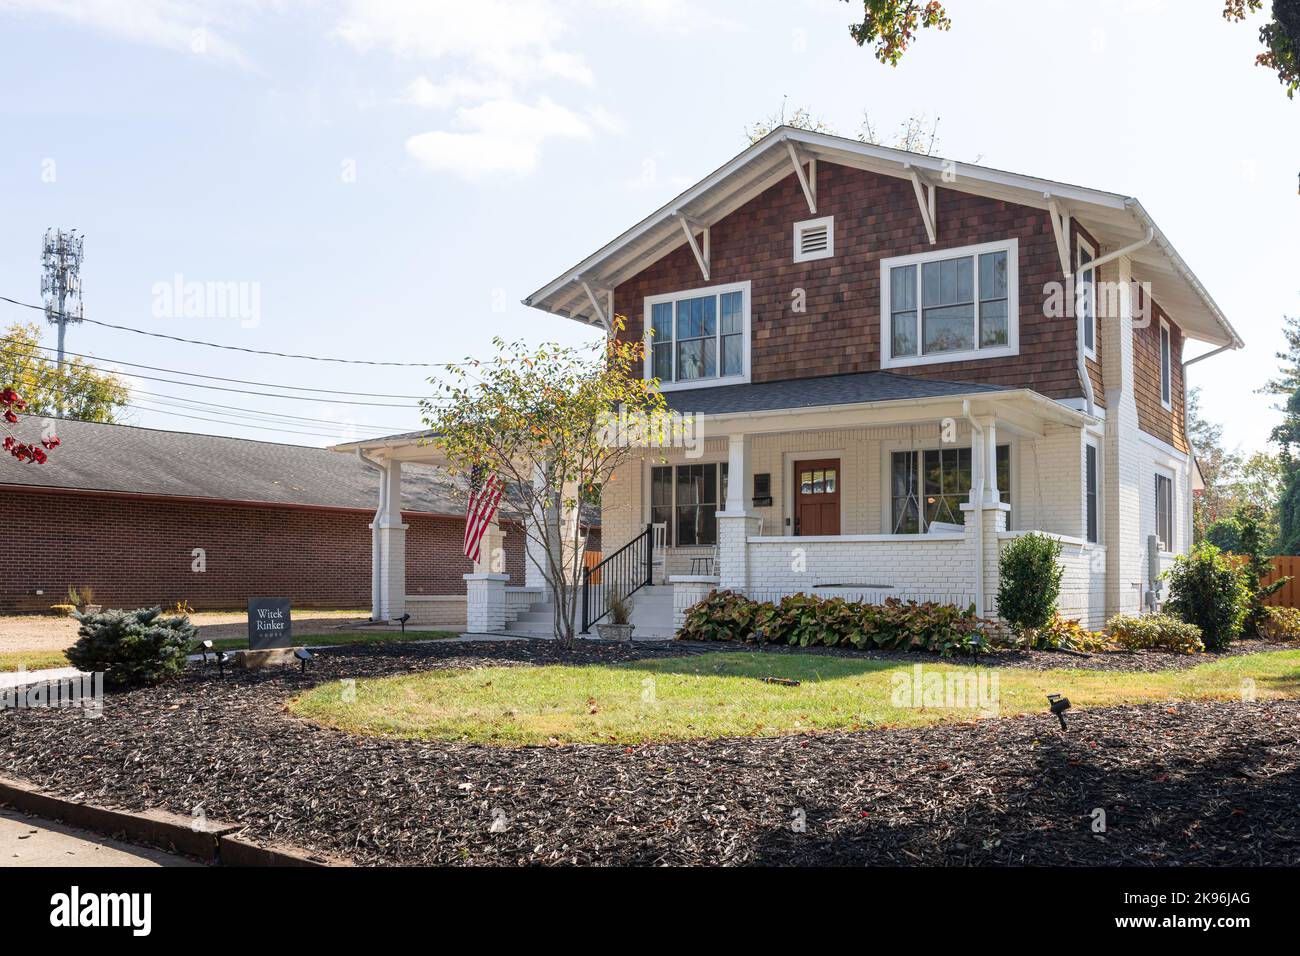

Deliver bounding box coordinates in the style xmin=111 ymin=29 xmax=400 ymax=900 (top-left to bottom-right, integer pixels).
xmin=794 ymin=459 xmax=840 ymax=536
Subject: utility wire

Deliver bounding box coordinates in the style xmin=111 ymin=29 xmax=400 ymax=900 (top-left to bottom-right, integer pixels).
xmin=0 ymin=294 xmax=477 ymax=368
xmin=118 ymin=403 xmax=377 ymax=441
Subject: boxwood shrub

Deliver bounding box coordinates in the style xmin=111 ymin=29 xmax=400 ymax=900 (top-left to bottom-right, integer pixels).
xmin=678 ymin=590 xmax=991 ymax=657
xmin=66 ymin=606 xmax=197 ymax=688
xmin=1105 ymin=613 xmax=1204 ymax=654
xmin=1163 ymin=544 xmax=1248 ymax=651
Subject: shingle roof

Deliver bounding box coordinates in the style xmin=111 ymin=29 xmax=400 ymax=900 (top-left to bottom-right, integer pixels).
xmin=659 ymin=371 xmax=1011 ymax=416
xmin=0 ymin=417 xmax=467 ymax=516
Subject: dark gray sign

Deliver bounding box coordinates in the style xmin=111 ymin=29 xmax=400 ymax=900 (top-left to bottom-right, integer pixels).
xmin=247 ymin=598 xmax=292 ymax=650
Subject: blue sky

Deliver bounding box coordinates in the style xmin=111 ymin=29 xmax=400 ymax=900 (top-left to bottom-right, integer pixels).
xmin=0 ymin=0 xmax=1295 ymax=454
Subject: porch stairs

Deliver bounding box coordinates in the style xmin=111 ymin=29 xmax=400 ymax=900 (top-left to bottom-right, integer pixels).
xmin=504 ymin=585 xmax=677 ymax=640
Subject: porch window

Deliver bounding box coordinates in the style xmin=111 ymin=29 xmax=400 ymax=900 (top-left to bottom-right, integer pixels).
xmin=890 ymin=445 xmax=1010 ymax=533
xmin=645 ymin=282 xmax=749 ymax=387
xmin=880 ymin=239 xmax=1018 ymax=369
xmin=1155 ymin=473 xmax=1173 ymax=551
xmin=650 ymin=462 xmax=729 ymax=547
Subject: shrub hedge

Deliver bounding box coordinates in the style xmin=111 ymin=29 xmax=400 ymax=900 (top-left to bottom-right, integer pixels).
xmin=66 ymin=606 xmax=197 ymax=688
xmin=1259 ymin=605 xmax=1300 ymax=642
xmin=678 ymin=590 xmax=991 ymax=657
xmin=1106 ymin=613 xmax=1205 ymax=654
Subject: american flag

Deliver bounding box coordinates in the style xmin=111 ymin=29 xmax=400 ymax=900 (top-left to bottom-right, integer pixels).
xmin=463 ymin=465 xmax=504 ymax=563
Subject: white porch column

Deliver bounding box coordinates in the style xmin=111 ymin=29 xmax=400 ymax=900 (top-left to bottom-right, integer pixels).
xmin=1102 ymin=254 xmax=1143 ymax=617
xmin=370 ymin=460 xmax=407 ymax=621
xmin=463 ymin=573 xmax=509 ymax=632
xmin=524 ymin=465 xmax=548 ymax=589
xmin=982 ymin=418 xmax=999 ymax=506
xmin=717 ymin=433 xmax=760 ymax=593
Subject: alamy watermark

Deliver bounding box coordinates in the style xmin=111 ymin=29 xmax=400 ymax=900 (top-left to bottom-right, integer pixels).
xmin=151 ymin=273 xmax=261 ymax=328
xmin=890 ymin=664 xmax=1000 ymax=717
xmin=598 ymin=403 xmax=703 ymax=458
xmin=2 ymin=671 xmax=103 ymax=718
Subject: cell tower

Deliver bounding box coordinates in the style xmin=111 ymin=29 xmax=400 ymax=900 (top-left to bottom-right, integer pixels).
xmin=41 ymin=228 xmax=85 ymax=376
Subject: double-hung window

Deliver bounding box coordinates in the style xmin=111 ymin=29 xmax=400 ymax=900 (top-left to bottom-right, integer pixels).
xmin=1159 ymin=318 xmax=1173 ymax=409
xmin=650 ymin=463 xmax=729 ymax=546
xmin=645 ymin=282 xmax=749 ymax=388
xmin=881 ymin=239 xmax=1018 ymax=368
xmin=1154 ymin=473 xmax=1174 ymax=551
xmin=889 ymin=445 xmax=1011 ymax=534
xmin=1078 ymin=237 xmax=1096 ymax=358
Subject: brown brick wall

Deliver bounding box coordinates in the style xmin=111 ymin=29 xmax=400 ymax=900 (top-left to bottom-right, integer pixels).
xmin=1133 ymin=293 xmax=1188 ymax=452
xmin=1 ymin=489 xmax=525 ymax=613
xmin=613 ymin=161 xmax=1085 ymax=401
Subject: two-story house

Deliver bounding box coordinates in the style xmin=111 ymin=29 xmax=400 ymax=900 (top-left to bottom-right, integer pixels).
xmin=341 ymin=127 xmax=1240 ymax=637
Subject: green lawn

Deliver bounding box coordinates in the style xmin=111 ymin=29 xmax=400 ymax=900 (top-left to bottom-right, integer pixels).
xmin=289 ymin=649 xmax=1300 ymax=746
xmin=0 ymin=629 xmax=459 ymax=672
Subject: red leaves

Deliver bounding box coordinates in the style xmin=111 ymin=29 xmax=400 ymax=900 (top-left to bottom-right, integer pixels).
xmin=0 ymin=386 xmax=56 ymax=466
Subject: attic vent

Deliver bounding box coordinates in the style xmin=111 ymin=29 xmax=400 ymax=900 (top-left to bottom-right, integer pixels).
xmin=793 ymin=216 xmax=834 ymax=263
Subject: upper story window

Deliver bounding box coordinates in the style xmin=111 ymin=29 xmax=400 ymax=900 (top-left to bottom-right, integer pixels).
xmin=1154 ymin=472 xmax=1174 ymax=551
xmin=645 ymin=281 xmax=750 ymax=389
xmin=880 ymin=239 xmax=1019 ymax=369
xmin=793 ymin=216 xmax=834 ymax=263
xmin=1078 ymin=236 xmax=1096 ymax=358
xmin=1159 ymin=318 xmax=1173 ymax=409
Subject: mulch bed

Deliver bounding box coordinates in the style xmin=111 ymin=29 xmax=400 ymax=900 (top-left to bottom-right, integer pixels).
xmin=1 ymin=640 xmax=1297 ymax=866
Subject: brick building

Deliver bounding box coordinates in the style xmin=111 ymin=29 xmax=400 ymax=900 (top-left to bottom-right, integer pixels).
xmin=1 ymin=418 xmax=540 ymax=620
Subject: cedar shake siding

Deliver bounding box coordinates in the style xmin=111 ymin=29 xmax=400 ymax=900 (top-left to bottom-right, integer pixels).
xmin=2 ymin=489 xmax=526 ymax=612
xmin=1133 ymin=292 xmax=1188 ymax=453
xmin=614 ymin=161 xmax=1087 ymax=402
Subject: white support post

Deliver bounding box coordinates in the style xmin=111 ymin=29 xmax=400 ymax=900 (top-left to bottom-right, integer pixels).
xmin=983 ymin=418 xmax=999 ymax=506
xmin=907 ymin=167 xmax=937 ymax=244
xmin=525 ymin=465 xmax=548 ymax=589
xmin=1102 ymin=254 xmax=1143 ymax=617
xmin=717 ymin=433 xmax=759 ymax=593
xmin=1046 ymin=196 xmax=1072 ymax=277
xmin=785 ymin=141 xmax=817 ymax=215
xmin=370 ymin=460 xmax=408 ymax=621
xmin=676 ymin=214 xmax=710 ymax=281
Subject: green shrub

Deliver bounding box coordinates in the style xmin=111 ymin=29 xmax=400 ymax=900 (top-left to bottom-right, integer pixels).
xmin=996 ymin=532 xmax=1063 ymax=644
xmin=1163 ymin=544 xmax=1248 ymax=651
xmin=678 ymin=590 xmax=990 ymax=657
xmin=1234 ymin=504 xmax=1288 ymax=636
xmin=1106 ymin=613 xmax=1205 ymax=653
xmin=1038 ymin=615 xmax=1114 ymax=653
xmin=66 ymin=606 xmax=197 ymax=688
xmin=1258 ymin=605 xmax=1300 ymax=642
xmin=1203 ymin=516 xmax=1243 ymax=553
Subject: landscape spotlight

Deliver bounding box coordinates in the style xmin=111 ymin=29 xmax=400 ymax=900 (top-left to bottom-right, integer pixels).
xmin=393 ymin=613 xmax=411 ymax=634
xmin=1047 ymin=693 xmax=1071 ymax=731
xmin=216 ymin=649 xmax=229 ymax=678
xmin=197 ymin=639 xmax=214 ymax=663
xmin=294 ymin=647 xmax=313 ymax=673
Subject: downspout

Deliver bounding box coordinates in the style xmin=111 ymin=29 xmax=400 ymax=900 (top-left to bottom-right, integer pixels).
xmin=1071 ymin=227 xmax=1155 ymax=417
xmin=359 ymin=449 xmax=386 ymax=621
xmin=962 ymin=401 xmax=986 ymax=618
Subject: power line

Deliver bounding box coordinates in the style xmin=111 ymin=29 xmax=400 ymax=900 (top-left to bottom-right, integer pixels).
xmin=4 ymin=339 xmax=441 ymax=400
xmin=0 ymin=345 xmax=422 ymax=408
xmin=0 ymin=294 xmax=476 ymax=368
xmin=128 ymin=394 xmax=407 ymax=434
xmin=122 ymin=401 xmax=386 ymax=441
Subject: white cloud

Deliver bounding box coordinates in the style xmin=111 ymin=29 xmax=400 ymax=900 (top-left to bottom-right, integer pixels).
xmin=401 ymin=74 xmax=512 ymax=109
xmin=336 ymin=0 xmax=592 ymax=84
xmin=0 ymin=0 xmax=260 ymax=69
xmin=596 ymin=0 xmax=735 ymax=33
xmin=405 ymin=96 xmax=592 ymax=179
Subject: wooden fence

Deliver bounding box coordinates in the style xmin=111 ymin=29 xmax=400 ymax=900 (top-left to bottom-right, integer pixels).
xmin=1259 ymin=556 xmax=1300 ymax=608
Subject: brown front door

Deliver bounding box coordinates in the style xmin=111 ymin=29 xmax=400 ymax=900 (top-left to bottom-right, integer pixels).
xmin=794 ymin=458 xmax=841 ymax=536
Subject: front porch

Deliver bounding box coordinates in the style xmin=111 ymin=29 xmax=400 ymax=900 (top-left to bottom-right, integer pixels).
xmin=600 ymin=385 xmax=1113 ymax=631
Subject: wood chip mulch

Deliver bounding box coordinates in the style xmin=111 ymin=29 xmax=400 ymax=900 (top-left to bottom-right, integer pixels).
xmin=1 ymin=640 xmax=1297 ymax=866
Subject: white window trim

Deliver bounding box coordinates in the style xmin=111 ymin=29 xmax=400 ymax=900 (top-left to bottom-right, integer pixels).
xmin=880 ymin=237 xmax=1020 ymax=369
xmin=793 ymin=215 xmax=834 ymax=263
xmin=644 ymin=459 xmax=728 ymax=548
xmin=1077 ymin=234 xmax=1097 ymax=361
xmin=1158 ymin=316 xmax=1173 ymax=410
xmin=1153 ymin=467 xmax=1175 ymax=553
xmin=643 ymin=280 xmax=751 ymax=392
xmin=878 ymin=437 xmax=1017 ymax=534
xmin=1084 ymin=435 xmax=1101 ymax=545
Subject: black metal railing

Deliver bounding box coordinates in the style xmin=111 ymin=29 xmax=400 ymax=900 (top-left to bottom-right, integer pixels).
xmin=580 ymin=523 xmax=654 ymax=633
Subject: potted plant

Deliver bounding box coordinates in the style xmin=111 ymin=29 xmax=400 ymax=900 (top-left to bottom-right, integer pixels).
xmin=596 ymin=590 xmax=635 ymax=642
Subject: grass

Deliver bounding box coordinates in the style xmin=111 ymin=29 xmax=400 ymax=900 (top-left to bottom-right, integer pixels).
xmin=0 ymin=629 xmax=459 ymax=671
xmin=288 ymin=649 xmax=1300 ymax=746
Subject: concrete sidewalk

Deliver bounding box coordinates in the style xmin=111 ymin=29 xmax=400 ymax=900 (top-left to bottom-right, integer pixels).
xmin=0 ymin=807 xmax=199 ymax=867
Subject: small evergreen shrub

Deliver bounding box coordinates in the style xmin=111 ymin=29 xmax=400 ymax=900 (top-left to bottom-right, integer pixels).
xmin=1258 ymin=605 xmax=1300 ymax=642
xmin=66 ymin=606 xmax=197 ymax=688
xmin=1106 ymin=613 xmax=1205 ymax=654
xmin=1163 ymin=544 xmax=1248 ymax=651
xmin=678 ymin=590 xmax=990 ymax=657
xmin=996 ymin=532 xmax=1064 ymax=644
xmin=1234 ymin=505 xmax=1288 ymax=636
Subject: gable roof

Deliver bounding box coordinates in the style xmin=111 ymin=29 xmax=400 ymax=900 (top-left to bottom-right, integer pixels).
xmin=524 ymin=126 xmax=1241 ymax=350
xmin=0 ymin=417 xmax=467 ymax=516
